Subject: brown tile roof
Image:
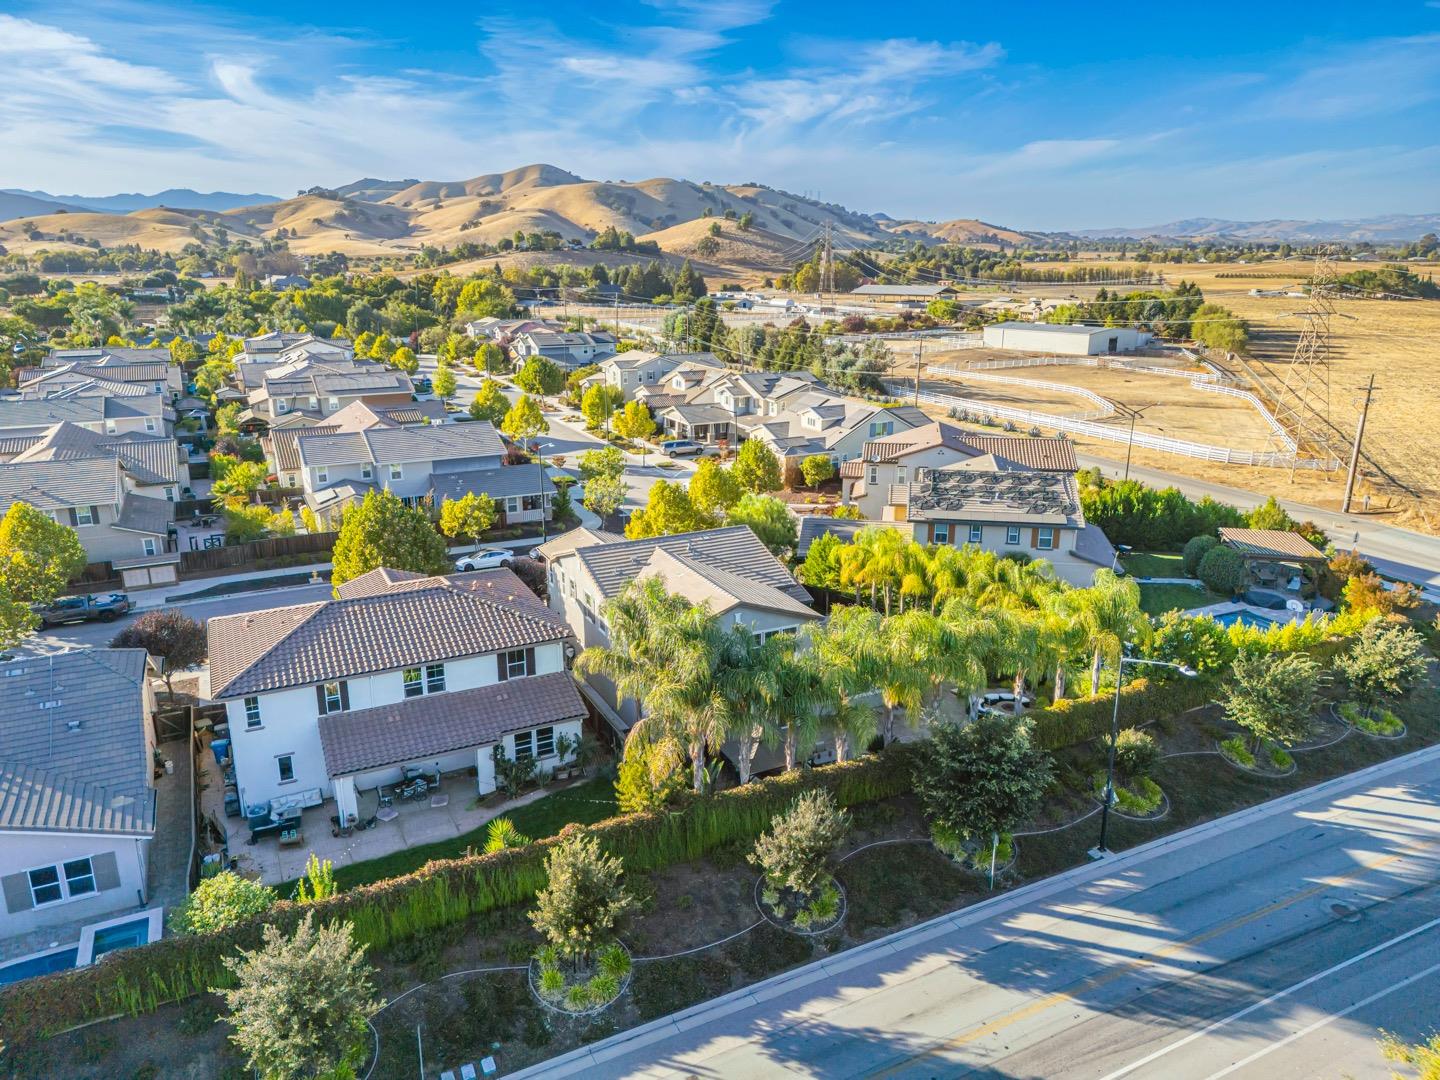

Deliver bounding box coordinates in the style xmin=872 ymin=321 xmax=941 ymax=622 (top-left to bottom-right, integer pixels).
xmin=318 ymin=671 xmax=586 ymax=776
xmin=1218 ymin=528 xmax=1326 ymax=561
xmin=208 ymin=570 xmax=569 ymax=698
xmin=862 ymin=421 xmax=1076 ymax=472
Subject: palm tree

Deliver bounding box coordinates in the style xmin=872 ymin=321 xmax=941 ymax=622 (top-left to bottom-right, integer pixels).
xmin=1062 ymin=569 xmax=1150 ymax=696
xmin=716 ymin=630 xmax=784 ymax=785
xmin=576 ymin=578 xmax=730 ymax=793
xmin=768 ymin=637 xmax=830 ymax=770
xmin=805 ymin=606 xmax=882 ymax=762
xmin=879 ymin=608 xmax=993 ymax=744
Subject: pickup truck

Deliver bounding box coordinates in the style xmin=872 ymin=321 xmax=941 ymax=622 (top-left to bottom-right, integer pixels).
xmin=34 ymin=593 xmax=132 ymax=627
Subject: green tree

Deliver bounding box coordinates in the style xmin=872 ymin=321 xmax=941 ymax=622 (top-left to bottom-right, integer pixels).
xmin=614 ymin=736 xmax=686 ymax=812
xmin=726 ymin=493 xmax=798 ymax=555
xmin=223 ymin=503 xmax=276 ymax=543
xmin=475 ymin=342 xmax=508 ymax=375
xmin=0 ymin=501 xmax=87 ymax=606
xmin=732 ymin=439 xmax=783 ymax=494
xmin=110 ymin=609 xmax=206 ymax=699
xmin=171 ymin=871 xmax=276 ymax=935
xmin=295 ymin=854 xmax=337 ymax=904
xmin=1062 ymin=569 xmax=1151 ymax=694
xmin=1197 ymin=545 xmax=1247 ymax=595
xmin=432 ymin=361 xmax=457 ymax=401
xmin=624 ymin=480 xmax=714 ymax=539
xmin=579 ymin=445 xmax=626 ymax=482
xmin=214 ymin=401 xmax=243 ymax=434
xmin=799 ymin=454 xmax=834 ymax=488
xmin=300 ymin=506 xmax=322 ymax=534
xmin=913 ymin=715 xmax=1052 ymax=874
xmin=438 ymin=492 xmax=497 ymax=544
xmin=582 ymin=473 xmax=626 ymax=521
xmin=1222 ymin=650 xmax=1320 ymax=751
xmin=330 ymin=489 xmax=449 ymax=587
xmin=1145 ymin=611 xmax=1236 ymax=676
xmin=514 ymin=356 xmax=565 ymax=397
xmin=212 ymin=459 xmax=268 ymax=504
xmin=612 ymin=400 xmax=657 ymax=460
xmin=389 ymin=345 xmax=418 ymax=374
xmin=468 ymin=378 xmax=510 ymax=425
xmin=1182 ymin=534 xmax=1219 ymax=577
xmin=688 ymin=458 xmax=742 ymax=517
xmin=500 ymin=393 xmax=549 ymax=448
xmin=222 ymin=913 xmax=379 ymax=1080
xmin=581 ymin=383 xmax=623 ymax=432
xmin=1246 ymin=495 xmax=1298 ymax=533
xmin=748 ymin=790 xmax=849 ymax=899
xmin=1335 ymin=622 xmax=1428 ymax=717
xmin=529 ymin=833 xmax=635 ymax=965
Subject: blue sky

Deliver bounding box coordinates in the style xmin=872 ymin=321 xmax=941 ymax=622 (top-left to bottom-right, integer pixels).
xmin=2 ymin=0 xmax=1438 ymax=229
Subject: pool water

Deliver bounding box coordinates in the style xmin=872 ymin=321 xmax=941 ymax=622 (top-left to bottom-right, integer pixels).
xmin=0 ymin=947 xmax=78 ymax=986
xmin=1214 ymin=610 xmax=1279 ymax=630
xmin=91 ymin=919 xmax=151 ymax=959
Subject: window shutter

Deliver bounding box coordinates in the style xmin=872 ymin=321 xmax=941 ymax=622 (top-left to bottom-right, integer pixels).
xmin=90 ymin=505 xmax=101 ymax=523
xmin=1 ymin=873 xmax=33 ymax=913
xmin=91 ymin=851 xmax=121 ymax=892
xmin=67 ymin=508 xmax=78 ymax=527
xmin=1031 ymin=528 xmax=1040 ymax=547
xmin=339 ymin=681 xmax=350 ymax=711
xmin=315 ymin=685 xmax=328 ymax=714
xmin=525 ymin=648 xmax=536 ymax=676
xmin=497 ymin=654 xmax=509 ymax=682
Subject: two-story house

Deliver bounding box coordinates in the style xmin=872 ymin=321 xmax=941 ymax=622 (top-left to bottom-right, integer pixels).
xmin=536 ymin=525 xmax=820 ymax=735
xmin=0 ymin=392 xmax=172 ymax=438
xmin=205 ymin=568 xmax=586 ymax=825
xmin=597 ymin=352 xmax=723 ymax=399
xmin=881 ymin=463 xmax=1115 ymax=587
xmin=0 ymin=650 xmax=160 ymax=945
xmin=512 ymin=330 xmax=618 ymax=370
xmin=242 ymin=358 xmax=413 ymax=430
xmin=262 ymin=400 xmax=451 ymax=488
xmin=23 ymin=348 xmax=183 ymax=400
xmin=840 ymin=422 xmax=1078 ymax=519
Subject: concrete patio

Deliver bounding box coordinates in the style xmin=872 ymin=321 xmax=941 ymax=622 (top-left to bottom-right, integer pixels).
xmin=198 ymin=751 xmax=565 ymax=886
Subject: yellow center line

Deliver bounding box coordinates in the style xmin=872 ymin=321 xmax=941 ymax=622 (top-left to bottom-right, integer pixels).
xmin=865 ymin=840 xmax=1433 ymax=1078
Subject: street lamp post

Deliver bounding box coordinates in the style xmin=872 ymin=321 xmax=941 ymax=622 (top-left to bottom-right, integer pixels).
xmin=1121 ymin=402 xmax=1163 ymax=483
xmin=1091 ymin=653 xmax=1198 ymax=858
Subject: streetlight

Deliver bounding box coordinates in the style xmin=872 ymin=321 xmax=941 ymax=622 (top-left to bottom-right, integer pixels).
xmin=1090 ymin=652 xmax=1198 ymax=859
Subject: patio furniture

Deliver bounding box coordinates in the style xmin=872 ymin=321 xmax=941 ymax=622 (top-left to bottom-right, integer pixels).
xmin=279 ymin=825 xmax=302 ymax=847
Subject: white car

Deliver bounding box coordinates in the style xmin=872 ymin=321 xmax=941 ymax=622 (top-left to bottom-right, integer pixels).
xmin=454 ymin=547 xmax=516 ymax=572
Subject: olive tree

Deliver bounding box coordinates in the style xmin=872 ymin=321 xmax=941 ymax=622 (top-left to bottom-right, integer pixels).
xmin=1335 ymin=622 xmax=1428 ymax=717
xmin=748 ymin=789 xmax=849 ymax=899
xmin=530 ymin=832 xmax=634 ymax=966
xmin=1221 ymin=650 xmax=1320 ymax=750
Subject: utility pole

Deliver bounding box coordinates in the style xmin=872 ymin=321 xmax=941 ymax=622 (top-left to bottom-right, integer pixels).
xmin=1341 ymin=374 xmax=1376 ymax=514
xmin=912 ymin=342 xmax=923 ymax=407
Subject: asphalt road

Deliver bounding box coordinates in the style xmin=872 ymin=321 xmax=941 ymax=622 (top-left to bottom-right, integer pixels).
xmin=520 ymin=748 xmax=1440 ymax=1079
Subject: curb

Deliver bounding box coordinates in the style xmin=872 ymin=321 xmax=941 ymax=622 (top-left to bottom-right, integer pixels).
xmin=508 ymin=740 xmax=1440 ymax=1078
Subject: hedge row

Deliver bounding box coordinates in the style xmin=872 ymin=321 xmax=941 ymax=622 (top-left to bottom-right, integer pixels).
xmin=1028 ymin=675 xmax=1215 ymax=751
xmin=0 ymin=745 xmax=917 ymax=1047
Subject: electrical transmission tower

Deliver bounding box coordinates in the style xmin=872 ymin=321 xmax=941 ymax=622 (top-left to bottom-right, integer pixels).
xmin=1269 ymin=247 xmax=1350 ymax=466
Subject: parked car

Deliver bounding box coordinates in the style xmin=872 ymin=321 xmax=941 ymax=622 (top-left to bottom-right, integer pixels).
xmin=454 ymin=547 xmax=516 ymax=572
xmin=412 ymin=375 xmax=433 ymax=394
xmin=660 ymin=439 xmax=704 ymax=457
xmin=34 ymin=593 xmax=132 ymax=627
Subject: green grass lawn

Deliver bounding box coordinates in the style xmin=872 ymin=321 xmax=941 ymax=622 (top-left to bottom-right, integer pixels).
xmin=1121 ymin=551 xmax=1185 ymax=578
xmin=314 ymin=777 xmax=619 ymax=894
xmin=1138 ymin=582 xmax=1223 ymax=615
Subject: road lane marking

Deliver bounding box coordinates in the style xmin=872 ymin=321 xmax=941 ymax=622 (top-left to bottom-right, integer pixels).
xmin=1202 ymin=954 xmax=1440 ymax=1078
xmin=1096 ymin=913 xmax=1440 ymax=1080
xmin=866 ymin=840 xmax=1434 ymax=1078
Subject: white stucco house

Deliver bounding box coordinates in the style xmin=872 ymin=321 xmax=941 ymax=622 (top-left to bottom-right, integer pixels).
xmin=205 ymin=567 xmax=587 ymax=827
xmin=0 ymin=650 xmax=159 ymax=943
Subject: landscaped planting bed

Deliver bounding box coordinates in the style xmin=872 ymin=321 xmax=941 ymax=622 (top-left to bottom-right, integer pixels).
xmin=16 ymin=685 xmax=1437 ymax=1080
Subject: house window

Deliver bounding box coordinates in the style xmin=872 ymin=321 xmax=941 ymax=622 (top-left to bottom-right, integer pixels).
xmin=64 ymin=859 xmax=96 ymax=897
xmin=26 ymin=866 xmax=62 ymax=906
xmin=934 ymin=524 xmax=950 ymax=544
xmin=327 ymin=397 xmax=339 ymax=411
xmin=868 ymin=420 xmax=894 ymax=438
xmin=142 ymin=538 xmax=157 ymax=557
xmin=505 ymin=496 xmax=520 ymax=514
xmin=308 ymin=396 xmax=318 ymax=410
xmin=105 ymin=421 xmax=117 ymax=434
xmin=74 ymin=506 xmax=95 ymax=526
xmin=244 ymin=696 xmax=261 ymax=728
xmin=144 ymin=418 xmax=157 ymax=433
xmin=402 ymin=667 xmax=424 ymax=698
xmin=315 ymin=467 xmax=329 ymax=485
xmin=522 ymin=494 xmax=543 ymax=512
xmin=896 ymin=467 xmax=907 ymax=484
xmin=1006 ymin=525 xmax=1021 ymax=546
xmin=502 ymin=649 xmax=529 ymax=679
xmin=968 ymin=524 xmax=983 ymax=544
xmin=277 ymin=755 xmax=295 ymax=783
xmin=389 ymin=464 xmax=403 ymax=481
xmin=1037 ymin=527 xmax=1056 ymax=550
xmin=276 ymin=400 xmax=289 ymax=414
xmin=165 ymin=487 xmax=176 ymax=502
xmin=26 ymin=858 xmax=96 ymax=907
xmin=425 ymin=663 xmax=445 ymax=693
xmin=361 ymin=464 xmax=373 ymax=480
xmin=513 ymin=731 xmax=534 ymax=760
xmin=536 ymin=726 xmax=555 ymax=758
xmin=319 ymin=681 xmax=346 ymax=714
xmin=868 ymin=466 xmax=878 ymax=485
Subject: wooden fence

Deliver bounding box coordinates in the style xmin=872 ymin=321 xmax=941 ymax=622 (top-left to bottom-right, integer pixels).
xmin=177 ymin=531 xmax=337 ymax=574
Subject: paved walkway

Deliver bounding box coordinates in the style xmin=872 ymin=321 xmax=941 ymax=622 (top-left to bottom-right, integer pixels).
xmin=146 ymin=737 xmax=195 ymax=913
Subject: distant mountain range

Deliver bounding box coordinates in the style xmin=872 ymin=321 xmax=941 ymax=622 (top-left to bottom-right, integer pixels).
xmin=1070 ymin=214 xmax=1440 ymax=244
xmin=0 ymin=187 xmax=281 ymax=215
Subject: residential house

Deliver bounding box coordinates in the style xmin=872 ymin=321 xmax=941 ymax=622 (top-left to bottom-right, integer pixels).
xmin=205 ymin=568 xmax=585 ymax=824
xmin=511 ymin=330 xmax=618 ymax=370
xmin=462 ymin=318 xmax=556 ymax=342
xmin=0 ymin=422 xmax=186 ymax=563
xmin=0 ymin=393 xmax=172 ymax=438
xmin=597 ymin=351 xmax=723 ymax=398
xmin=290 ymin=418 xmax=554 ymax=526
xmin=880 ymin=463 xmax=1114 ymax=587
xmin=241 ymin=358 xmax=414 ymax=431
xmin=262 ymin=400 xmax=450 ymax=488
xmin=25 ymin=348 xmax=183 ymax=400
xmin=0 ymin=650 xmax=159 ymax=941
xmin=840 ymin=421 xmax=1078 ymax=519
xmin=537 ymin=526 xmax=820 ymax=734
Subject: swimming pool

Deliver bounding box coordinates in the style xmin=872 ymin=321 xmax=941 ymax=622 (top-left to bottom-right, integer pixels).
xmin=1213 ymin=610 xmax=1280 ymax=630
xmin=0 ymin=947 xmax=79 ymax=986
xmin=90 ymin=918 xmax=151 ymax=959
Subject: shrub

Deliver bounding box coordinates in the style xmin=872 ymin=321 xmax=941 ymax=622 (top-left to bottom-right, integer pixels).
xmin=1029 ymin=675 xmax=1213 ymax=751
xmin=913 ymin=716 xmax=1051 ymax=846
xmin=1335 ymin=622 xmax=1428 ymax=715
xmin=538 ymin=967 xmax=565 ymax=1000
xmin=749 ymin=790 xmax=850 ymax=899
xmin=1219 ymin=736 xmax=1255 ymax=767
xmin=1113 ymin=729 xmax=1159 ymax=778
xmin=1268 ymin=746 xmax=1294 ymax=771
xmin=485 ymin=817 xmax=532 ymax=854
xmin=1197 ymin=545 xmax=1247 ymax=595
xmin=1221 ymin=651 xmax=1320 ymax=750
xmin=586 ymin=973 xmax=620 ymax=1003
xmin=529 ymin=833 xmax=634 ymax=964
xmin=1182 ymin=534 xmax=1219 ymax=577
xmin=597 ymin=944 xmax=632 ymax=979
xmin=1114 ymin=777 xmax=1164 ymax=816
xmin=171 ymin=873 xmax=277 ymax=935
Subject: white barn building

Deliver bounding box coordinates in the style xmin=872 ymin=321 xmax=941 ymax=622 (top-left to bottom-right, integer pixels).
xmin=982 ymin=322 xmax=1152 ymax=355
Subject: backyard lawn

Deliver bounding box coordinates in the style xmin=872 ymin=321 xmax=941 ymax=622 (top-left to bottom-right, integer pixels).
xmin=1121 ymin=551 xmax=1185 ymax=578
xmin=1138 ymin=582 xmax=1224 ymax=615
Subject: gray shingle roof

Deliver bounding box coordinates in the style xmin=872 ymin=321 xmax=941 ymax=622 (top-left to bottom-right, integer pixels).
xmin=0 ymin=650 xmax=155 ymax=836
xmin=10 ymin=423 xmax=184 ymax=485
xmin=296 ymin=422 xmax=505 ymax=469
xmin=795 ymin=516 xmax=910 ymax=556
xmin=637 ymin=547 xmax=819 ymax=620
xmin=429 ymin=464 xmax=555 ymax=503
xmin=208 ymin=570 xmax=570 ymax=698
xmin=114 ymin=493 xmax=175 ymax=536
xmin=0 ymin=458 xmax=121 ymax=512
xmin=318 ymin=671 xmax=585 ymax=777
